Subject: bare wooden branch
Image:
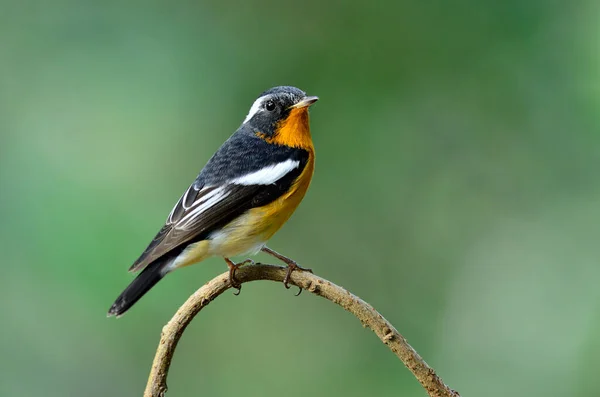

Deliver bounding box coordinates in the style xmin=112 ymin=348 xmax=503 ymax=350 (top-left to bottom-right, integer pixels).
xmin=144 ymin=264 xmax=460 ymax=397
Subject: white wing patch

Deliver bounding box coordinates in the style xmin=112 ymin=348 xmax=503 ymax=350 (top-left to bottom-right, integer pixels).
xmin=167 ymin=185 xmax=224 ymax=224
xmin=178 ymin=187 xmax=230 ymax=229
xmin=181 ymin=185 xmax=194 ymax=210
xmin=231 ymin=159 xmax=300 ymax=186
xmin=167 ymin=199 xmax=181 ymax=224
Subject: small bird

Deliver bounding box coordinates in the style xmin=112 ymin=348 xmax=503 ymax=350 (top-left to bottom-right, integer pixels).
xmin=108 ymin=86 xmax=318 ymax=317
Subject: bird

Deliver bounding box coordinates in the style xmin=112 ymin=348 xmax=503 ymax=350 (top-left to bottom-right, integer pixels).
xmin=108 ymin=86 xmax=318 ymax=317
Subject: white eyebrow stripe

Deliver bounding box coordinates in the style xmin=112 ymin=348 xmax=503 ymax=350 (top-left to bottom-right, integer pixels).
xmin=230 ymin=159 xmax=300 ymax=186
xmin=243 ymin=94 xmax=270 ymax=124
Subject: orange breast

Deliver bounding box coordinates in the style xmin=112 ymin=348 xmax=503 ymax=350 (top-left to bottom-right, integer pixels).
xmin=252 ymin=150 xmax=314 ymax=239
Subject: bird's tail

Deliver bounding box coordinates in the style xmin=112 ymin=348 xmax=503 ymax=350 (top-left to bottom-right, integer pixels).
xmin=107 ymin=259 xmax=171 ymax=317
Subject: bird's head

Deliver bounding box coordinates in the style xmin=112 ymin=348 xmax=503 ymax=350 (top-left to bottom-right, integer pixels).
xmin=242 ymin=86 xmax=318 ymax=148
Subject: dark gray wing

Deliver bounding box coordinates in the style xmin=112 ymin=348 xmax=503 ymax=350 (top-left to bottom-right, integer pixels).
xmin=129 ymin=136 xmax=309 ymax=272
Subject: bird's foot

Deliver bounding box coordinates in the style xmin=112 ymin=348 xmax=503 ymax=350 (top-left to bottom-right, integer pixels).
xmin=283 ymin=261 xmax=313 ymax=296
xmin=261 ymin=247 xmax=312 ymax=296
xmin=224 ymin=258 xmax=255 ymax=295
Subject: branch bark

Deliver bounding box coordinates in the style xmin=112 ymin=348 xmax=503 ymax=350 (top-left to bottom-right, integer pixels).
xmin=144 ymin=264 xmax=460 ymax=397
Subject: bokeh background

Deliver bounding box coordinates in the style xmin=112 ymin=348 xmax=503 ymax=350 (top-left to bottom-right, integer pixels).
xmin=1 ymin=1 xmax=599 ymax=396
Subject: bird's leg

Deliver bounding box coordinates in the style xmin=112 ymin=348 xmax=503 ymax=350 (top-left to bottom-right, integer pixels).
xmin=224 ymin=258 xmax=254 ymax=296
xmin=261 ymin=246 xmax=312 ymax=295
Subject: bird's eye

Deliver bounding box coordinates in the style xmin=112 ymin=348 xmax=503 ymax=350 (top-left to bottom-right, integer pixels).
xmin=265 ymin=100 xmax=276 ymax=111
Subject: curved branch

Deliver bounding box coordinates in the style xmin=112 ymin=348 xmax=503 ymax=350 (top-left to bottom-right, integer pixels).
xmin=144 ymin=264 xmax=460 ymax=397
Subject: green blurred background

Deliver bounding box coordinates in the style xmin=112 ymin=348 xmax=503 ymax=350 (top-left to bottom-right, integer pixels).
xmin=1 ymin=1 xmax=599 ymax=396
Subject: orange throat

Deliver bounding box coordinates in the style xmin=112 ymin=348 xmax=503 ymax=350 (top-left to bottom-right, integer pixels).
xmin=269 ymin=107 xmax=313 ymax=150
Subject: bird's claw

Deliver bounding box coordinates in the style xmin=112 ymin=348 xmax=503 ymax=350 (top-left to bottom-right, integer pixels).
xmin=225 ymin=258 xmax=255 ymax=296
xmin=283 ymin=261 xmax=313 ymax=296
xmin=259 ymin=247 xmax=312 ymax=296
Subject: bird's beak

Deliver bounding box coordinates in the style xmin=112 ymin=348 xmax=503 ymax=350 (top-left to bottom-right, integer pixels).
xmin=291 ymin=96 xmax=319 ymax=109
